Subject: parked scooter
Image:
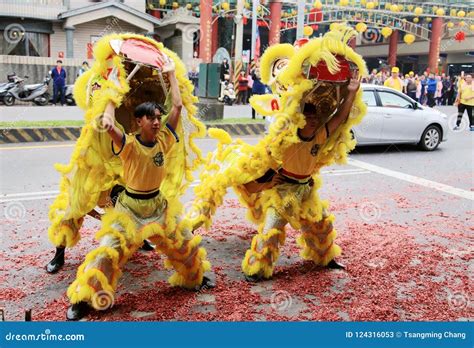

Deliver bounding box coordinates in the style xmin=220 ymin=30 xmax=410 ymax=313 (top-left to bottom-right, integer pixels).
xmin=0 ymin=73 xmax=17 ymax=105
xmin=65 ymin=84 xmax=76 ymax=106
xmin=4 ymin=74 xmax=51 ymax=106
xmin=218 ymin=81 xmax=236 ymax=106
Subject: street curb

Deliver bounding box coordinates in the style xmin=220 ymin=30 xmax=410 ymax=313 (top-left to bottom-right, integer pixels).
xmin=0 ymin=124 xmax=266 ymax=144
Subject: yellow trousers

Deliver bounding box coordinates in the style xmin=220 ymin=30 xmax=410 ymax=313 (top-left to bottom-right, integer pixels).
xmin=242 ymin=183 xmax=341 ymax=279
xmin=67 ymin=191 xmax=210 ymax=310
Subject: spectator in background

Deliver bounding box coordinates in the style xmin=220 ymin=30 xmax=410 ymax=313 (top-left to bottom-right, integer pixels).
xmin=51 ymin=59 xmax=66 ymax=106
xmin=435 ymin=75 xmax=443 ymax=105
xmin=426 ymin=73 xmax=437 ymax=107
xmin=247 ymin=70 xmax=254 ymax=102
xmin=188 ymin=66 xmax=199 ymax=96
xmin=402 ymin=74 xmax=408 ymax=94
xmin=441 ymin=74 xmax=452 ymax=106
xmin=77 ymin=61 xmax=89 ymax=77
xmin=454 ymin=73 xmax=474 ymax=131
xmin=220 ymin=58 xmax=230 ymax=82
xmin=448 ymin=76 xmax=457 ymax=105
xmin=406 ymin=74 xmax=417 ymax=100
xmin=417 ymin=75 xmax=427 ymax=104
xmin=236 ymin=71 xmax=249 ymax=105
xmin=251 ymin=69 xmax=268 ymax=119
xmin=384 ymin=67 xmax=403 ymax=91
xmin=367 ymin=69 xmax=378 ymax=84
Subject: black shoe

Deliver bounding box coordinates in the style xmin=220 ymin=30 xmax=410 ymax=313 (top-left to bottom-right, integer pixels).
xmin=326 ymin=260 xmax=346 ymax=269
xmin=46 ymin=247 xmax=65 ymax=274
xmin=140 ymin=239 xmax=155 ymax=251
xmin=244 ymin=273 xmax=263 ymax=283
xmin=195 ymin=276 xmax=216 ymax=291
xmin=66 ymin=301 xmax=91 ymax=321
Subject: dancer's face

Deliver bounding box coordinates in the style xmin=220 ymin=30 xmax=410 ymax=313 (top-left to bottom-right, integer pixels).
xmin=302 ymin=104 xmax=321 ymax=133
xmin=137 ymin=108 xmax=162 ymax=137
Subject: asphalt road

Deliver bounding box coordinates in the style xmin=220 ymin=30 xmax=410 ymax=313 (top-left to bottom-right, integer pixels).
xmin=0 ymin=132 xmax=472 ymax=321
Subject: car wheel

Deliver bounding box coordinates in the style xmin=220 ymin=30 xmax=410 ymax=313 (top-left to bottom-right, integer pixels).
xmin=3 ymin=94 xmax=15 ymax=106
xmin=419 ymin=125 xmax=441 ymax=151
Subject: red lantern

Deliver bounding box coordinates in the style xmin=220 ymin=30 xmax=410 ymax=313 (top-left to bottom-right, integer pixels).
xmin=309 ymin=8 xmax=323 ymax=22
xmin=454 ymin=31 xmax=465 ymax=42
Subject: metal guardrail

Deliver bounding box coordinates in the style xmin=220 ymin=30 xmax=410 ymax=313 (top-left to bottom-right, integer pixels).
xmin=281 ymin=9 xmax=433 ymax=40
xmin=281 ymin=5 xmax=474 ymax=41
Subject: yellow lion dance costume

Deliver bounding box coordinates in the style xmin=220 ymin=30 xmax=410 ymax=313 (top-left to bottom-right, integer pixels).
xmin=185 ymin=25 xmax=367 ymax=280
xmin=45 ymin=34 xmax=211 ymax=317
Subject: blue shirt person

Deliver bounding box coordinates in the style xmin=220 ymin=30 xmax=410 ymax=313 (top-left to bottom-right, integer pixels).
xmin=51 ymin=60 xmax=67 ymax=105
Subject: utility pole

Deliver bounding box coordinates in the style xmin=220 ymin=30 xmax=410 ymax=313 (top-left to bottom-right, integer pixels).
xmin=234 ymin=0 xmax=245 ymax=63
xmin=296 ymin=1 xmax=305 ymax=39
xmin=251 ymin=0 xmax=258 ymax=60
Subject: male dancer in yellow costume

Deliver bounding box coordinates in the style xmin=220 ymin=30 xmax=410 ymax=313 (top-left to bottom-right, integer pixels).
xmin=42 ymin=34 xmax=213 ymax=320
xmin=185 ymin=25 xmax=367 ymax=282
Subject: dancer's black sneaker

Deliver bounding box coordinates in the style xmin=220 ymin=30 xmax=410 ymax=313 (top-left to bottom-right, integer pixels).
xmin=140 ymin=239 xmax=155 ymax=251
xmin=66 ymin=301 xmax=91 ymax=321
xmin=244 ymin=273 xmax=264 ymax=283
xmin=326 ymin=259 xmax=346 ymax=269
xmin=193 ymin=276 xmax=216 ymax=291
xmin=46 ymin=247 xmax=65 ymax=274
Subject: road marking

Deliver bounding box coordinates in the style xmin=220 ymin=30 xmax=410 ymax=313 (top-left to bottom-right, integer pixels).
xmin=0 ymin=195 xmax=58 ymax=203
xmin=0 ymin=190 xmax=60 ymax=198
xmin=321 ymin=169 xmax=368 ymax=174
xmin=349 ymin=158 xmax=474 ymax=201
xmin=326 ymin=171 xmax=370 ymax=176
xmin=0 ymin=144 xmax=75 ymax=151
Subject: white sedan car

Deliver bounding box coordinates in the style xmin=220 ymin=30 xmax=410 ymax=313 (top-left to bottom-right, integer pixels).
xmin=353 ymin=84 xmax=448 ymax=151
xmin=264 ymin=84 xmax=449 ymax=151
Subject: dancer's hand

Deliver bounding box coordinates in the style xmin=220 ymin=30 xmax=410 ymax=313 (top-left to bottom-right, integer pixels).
xmin=347 ymin=73 xmax=361 ymax=93
xmin=102 ymin=114 xmax=114 ymax=131
xmin=162 ymin=59 xmax=176 ymax=74
xmin=270 ymin=173 xmax=286 ymax=187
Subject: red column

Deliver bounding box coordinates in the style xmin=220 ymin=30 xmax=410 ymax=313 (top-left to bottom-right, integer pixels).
xmin=388 ymin=29 xmax=399 ymax=67
xmin=428 ymin=17 xmax=443 ymax=74
xmin=150 ymin=9 xmax=161 ymax=19
xmin=211 ymin=18 xmax=219 ymax=58
xmin=269 ymin=1 xmax=282 ymax=46
xmin=199 ymin=0 xmax=213 ymax=63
